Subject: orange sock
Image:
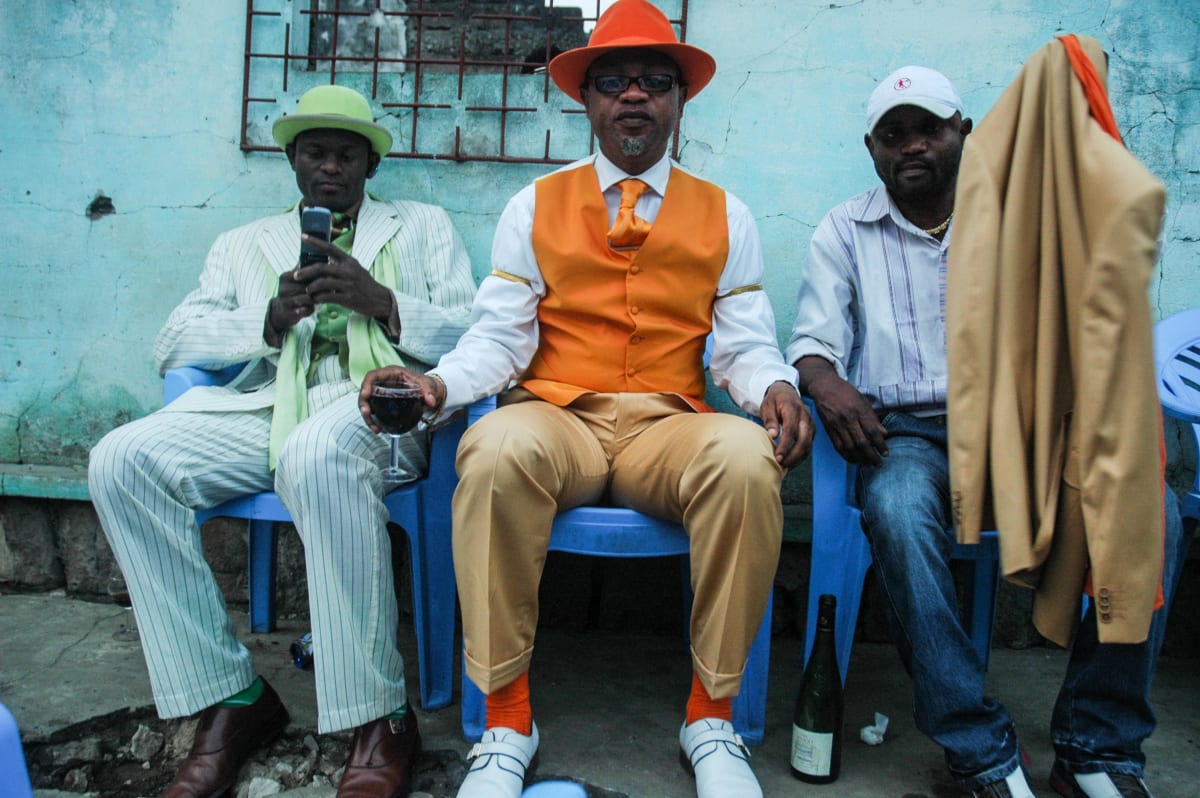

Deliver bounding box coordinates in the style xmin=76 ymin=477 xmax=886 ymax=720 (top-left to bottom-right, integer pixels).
xmin=485 ymin=670 xmax=533 ymax=735
xmin=685 ymin=671 xmax=732 ymax=725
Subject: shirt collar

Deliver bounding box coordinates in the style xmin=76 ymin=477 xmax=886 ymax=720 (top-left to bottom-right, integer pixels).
xmin=850 ymin=185 xmax=893 ymax=223
xmin=852 ymin=186 xmax=950 ymax=241
xmin=594 ymin=151 xmax=672 ymax=197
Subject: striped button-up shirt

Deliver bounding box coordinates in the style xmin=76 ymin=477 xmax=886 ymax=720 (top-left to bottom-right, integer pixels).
xmin=785 ymin=185 xmax=951 ymax=413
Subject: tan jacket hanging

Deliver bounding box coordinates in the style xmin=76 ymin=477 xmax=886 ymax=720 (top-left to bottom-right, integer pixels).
xmin=946 ymin=35 xmax=1166 ymax=646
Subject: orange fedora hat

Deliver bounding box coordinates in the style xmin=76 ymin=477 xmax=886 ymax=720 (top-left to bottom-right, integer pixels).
xmin=548 ymin=0 xmax=716 ymax=105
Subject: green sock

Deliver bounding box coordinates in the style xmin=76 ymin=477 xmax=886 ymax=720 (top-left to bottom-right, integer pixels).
xmin=385 ymin=703 xmax=408 ymax=720
xmin=215 ymin=676 xmax=264 ymax=708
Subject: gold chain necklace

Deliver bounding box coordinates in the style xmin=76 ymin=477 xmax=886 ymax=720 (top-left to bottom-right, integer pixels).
xmin=922 ymin=212 xmax=954 ymax=236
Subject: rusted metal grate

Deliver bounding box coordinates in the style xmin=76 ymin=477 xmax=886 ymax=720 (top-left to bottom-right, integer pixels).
xmin=241 ymin=0 xmax=690 ymax=164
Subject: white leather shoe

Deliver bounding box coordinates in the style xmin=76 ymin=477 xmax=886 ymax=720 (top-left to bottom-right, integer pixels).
xmin=455 ymin=722 xmax=539 ymax=798
xmin=679 ymin=718 xmax=762 ymax=798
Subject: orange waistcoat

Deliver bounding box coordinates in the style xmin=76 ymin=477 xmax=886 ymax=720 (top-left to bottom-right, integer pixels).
xmin=523 ymin=163 xmax=729 ymax=411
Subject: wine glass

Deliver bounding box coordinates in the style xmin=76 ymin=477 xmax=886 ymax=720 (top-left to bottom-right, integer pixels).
xmin=369 ymin=382 xmax=427 ymax=483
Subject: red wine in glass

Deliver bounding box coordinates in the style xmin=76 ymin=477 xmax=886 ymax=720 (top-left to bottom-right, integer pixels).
xmin=370 ymin=384 xmax=425 ymax=433
xmin=369 ymin=383 xmax=425 ymax=481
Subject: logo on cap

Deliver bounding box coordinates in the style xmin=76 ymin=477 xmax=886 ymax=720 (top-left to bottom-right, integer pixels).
xmin=894 ymin=77 xmax=912 ymax=91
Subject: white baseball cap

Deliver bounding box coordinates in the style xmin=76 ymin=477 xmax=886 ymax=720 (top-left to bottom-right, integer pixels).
xmin=866 ymin=65 xmax=964 ymax=133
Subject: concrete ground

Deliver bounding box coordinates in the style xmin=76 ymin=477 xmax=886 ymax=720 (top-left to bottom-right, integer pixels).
xmin=1 ymin=592 xmax=1197 ymax=798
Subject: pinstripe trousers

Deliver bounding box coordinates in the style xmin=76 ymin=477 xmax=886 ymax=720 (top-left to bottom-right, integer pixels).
xmin=88 ymin=376 xmax=427 ymax=733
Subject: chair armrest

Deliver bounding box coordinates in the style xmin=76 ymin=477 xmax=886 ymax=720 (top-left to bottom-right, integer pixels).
xmin=162 ymin=365 xmax=243 ymax=406
xmin=804 ymin=398 xmax=859 ymax=508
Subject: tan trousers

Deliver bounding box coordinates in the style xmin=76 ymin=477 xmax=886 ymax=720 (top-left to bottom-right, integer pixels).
xmin=452 ymin=390 xmax=784 ymax=700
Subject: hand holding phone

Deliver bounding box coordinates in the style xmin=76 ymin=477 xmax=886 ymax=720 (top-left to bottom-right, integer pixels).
xmin=299 ymin=206 xmax=333 ymax=269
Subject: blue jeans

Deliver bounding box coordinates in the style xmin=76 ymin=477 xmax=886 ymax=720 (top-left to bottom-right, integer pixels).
xmin=857 ymin=412 xmax=1188 ymax=788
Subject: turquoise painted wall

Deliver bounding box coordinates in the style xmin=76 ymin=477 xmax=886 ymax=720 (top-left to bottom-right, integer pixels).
xmin=2 ymin=0 xmax=1197 ymax=482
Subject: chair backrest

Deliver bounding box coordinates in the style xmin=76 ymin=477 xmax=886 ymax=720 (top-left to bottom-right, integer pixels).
xmin=1154 ymin=307 xmax=1200 ymax=424
xmin=1153 ymin=307 xmax=1200 ymax=520
xmin=162 ymin=364 xmax=241 ymax=404
xmin=0 ymin=701 xmax=33 ymax=798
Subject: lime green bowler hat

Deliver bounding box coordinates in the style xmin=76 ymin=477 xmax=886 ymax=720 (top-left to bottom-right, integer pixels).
xmin=272 ymin=85 xmax=393 ymax=157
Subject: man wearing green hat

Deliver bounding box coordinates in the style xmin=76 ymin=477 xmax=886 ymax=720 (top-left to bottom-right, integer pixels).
xmin=88 ymin=84 xmax=476 ymax=798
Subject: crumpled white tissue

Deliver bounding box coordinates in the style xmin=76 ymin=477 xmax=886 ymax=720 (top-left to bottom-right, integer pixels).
xmin=859 ymin=712 xmax=889 ymax=745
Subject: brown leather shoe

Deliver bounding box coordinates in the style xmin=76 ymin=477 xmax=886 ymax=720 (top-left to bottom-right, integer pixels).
xmin=336 ymin=712 xmax=422 ymax=798
xmin=161 ymin=678 xmax=290 ymax=798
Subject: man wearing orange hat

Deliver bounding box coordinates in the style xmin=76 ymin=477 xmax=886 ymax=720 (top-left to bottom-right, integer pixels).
xmin=358 ymin=2 xmax=811 ymax=796
xmin=89 ymin=85 xmax=476 ymax=797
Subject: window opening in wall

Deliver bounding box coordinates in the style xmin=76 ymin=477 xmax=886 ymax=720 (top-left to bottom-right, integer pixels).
xmin=242 ymin=0 xmax=691 ymax=164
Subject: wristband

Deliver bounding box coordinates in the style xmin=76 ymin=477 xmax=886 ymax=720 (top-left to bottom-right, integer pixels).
xmin=426 ymin=372 xmax=447 ymax=404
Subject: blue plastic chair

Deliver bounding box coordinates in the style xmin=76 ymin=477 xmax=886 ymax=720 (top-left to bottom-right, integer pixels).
xmin=522 ymin=780 xmax=588 ymax=798
xmin=459 ymin=395 xmax=774 ymax=746
xmin=804 ymin=401 xmax=1000 ymax=683
xmin=1154 ymin=307 xmax=1200 ymax=525
xmin=162 ymin=366 xmax=463 ymax=711
xmin=0 ymin=701 xmax=34 ymax=798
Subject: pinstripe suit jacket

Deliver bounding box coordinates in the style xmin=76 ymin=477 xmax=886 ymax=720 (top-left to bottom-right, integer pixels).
xmin=156 ymin=195 xmax=476 ymax=414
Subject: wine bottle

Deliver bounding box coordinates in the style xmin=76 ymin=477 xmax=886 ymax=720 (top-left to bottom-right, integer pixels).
xmin=790 ymin=593 xmax=843 ymax=783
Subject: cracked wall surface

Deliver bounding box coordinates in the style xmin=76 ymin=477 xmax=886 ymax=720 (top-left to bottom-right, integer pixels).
xmin=2 ymin=0 xmax=1197 ymax=485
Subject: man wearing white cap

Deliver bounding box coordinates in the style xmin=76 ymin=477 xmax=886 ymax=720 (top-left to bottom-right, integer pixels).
xmin=786 ymin=63 xmax=1183 ymax=798
xmin=89 ymin=84 xmax=476 ymax=797
xmin=360 ymin=1 xmax=812 ymax=796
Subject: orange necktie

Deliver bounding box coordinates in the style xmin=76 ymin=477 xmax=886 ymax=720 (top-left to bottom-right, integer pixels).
xmin=607 ymin=178 xmax=652 ymax=249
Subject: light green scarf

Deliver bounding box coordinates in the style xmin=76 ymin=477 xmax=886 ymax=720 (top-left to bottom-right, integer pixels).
xmin=268 ymin=212 xmax=404 ymax=470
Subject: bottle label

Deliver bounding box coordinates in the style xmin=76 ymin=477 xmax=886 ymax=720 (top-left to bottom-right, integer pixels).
xmin=790 ymin=725 xmax=834 ymax=776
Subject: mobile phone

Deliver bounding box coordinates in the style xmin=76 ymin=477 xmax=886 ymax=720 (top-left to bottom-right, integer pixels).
xmin=299 ymin=206 xmax=333 ymax=267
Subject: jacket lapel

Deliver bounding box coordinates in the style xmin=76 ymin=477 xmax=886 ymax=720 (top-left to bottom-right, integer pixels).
xmin=259 ymin=208 xmax=302 ymax=277
xmin=352 ymin=196 xmax=402 ymax=269
xmin=256 ymin=197 xmax=398 ymax=281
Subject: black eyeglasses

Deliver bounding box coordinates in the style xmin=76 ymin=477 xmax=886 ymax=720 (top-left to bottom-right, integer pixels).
xmin=586 ymin=74 xmax=680 ymax=95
